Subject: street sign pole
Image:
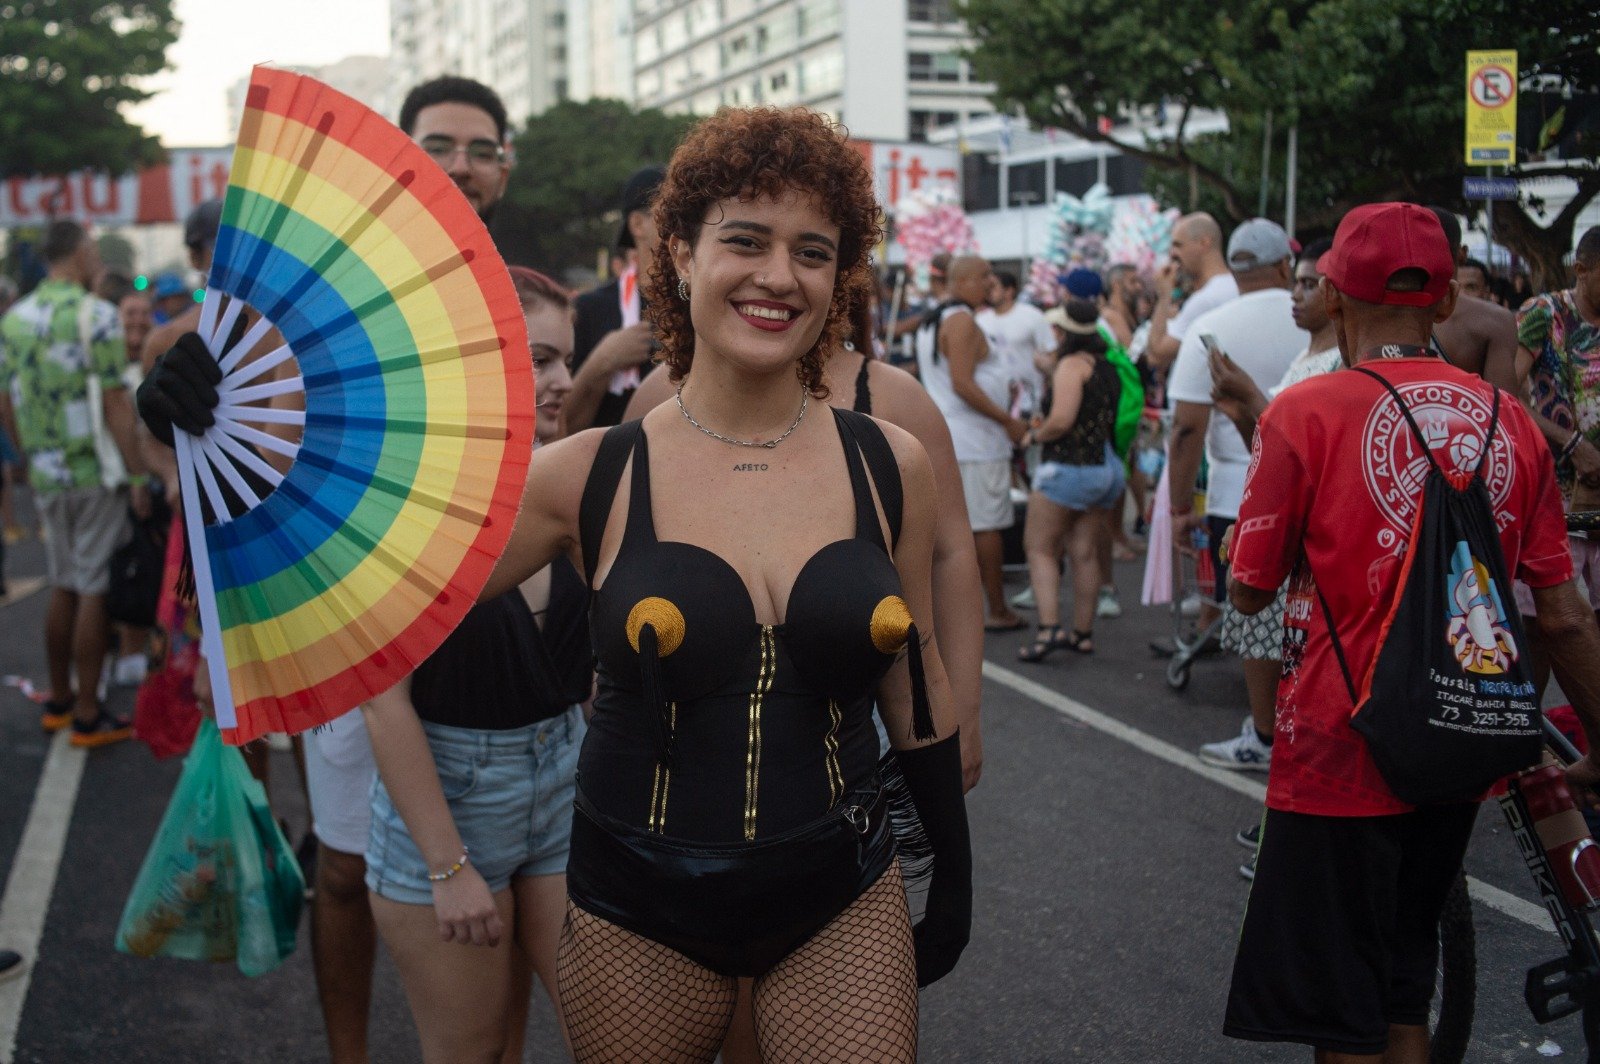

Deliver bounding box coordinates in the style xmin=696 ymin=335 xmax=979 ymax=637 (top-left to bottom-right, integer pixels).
xmin=1465 ymin=50 xmax=1517 ymax=273
xmin=1486 ymin=165 xmax=1494 ymax=269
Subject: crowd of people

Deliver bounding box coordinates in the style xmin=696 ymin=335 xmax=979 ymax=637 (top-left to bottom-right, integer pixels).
xmin=4 ymin=63 xmax=1600 ymax=1063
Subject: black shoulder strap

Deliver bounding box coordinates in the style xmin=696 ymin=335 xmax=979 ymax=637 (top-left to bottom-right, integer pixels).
xmin=578 ymin=420 xmax=644 ymax=588
xmin=835 ymin=407 xmax=903 ymax=551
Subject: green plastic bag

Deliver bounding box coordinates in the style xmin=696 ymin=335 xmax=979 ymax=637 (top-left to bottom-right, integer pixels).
xmin=115 ymin=718 xmax=305 ymax=977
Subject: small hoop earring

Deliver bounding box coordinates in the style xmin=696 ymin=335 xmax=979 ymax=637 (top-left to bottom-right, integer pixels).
xmin=677 ymin=278 xmax=689 ymax=301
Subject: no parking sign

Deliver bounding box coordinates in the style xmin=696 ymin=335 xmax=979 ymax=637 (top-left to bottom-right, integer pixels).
xmin=1465 ymin=50 xmax=1518 ymax=165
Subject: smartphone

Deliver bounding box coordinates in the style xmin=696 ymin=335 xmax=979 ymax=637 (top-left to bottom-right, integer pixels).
xmin=1199 ymin=333 xmax=1220 ymax=355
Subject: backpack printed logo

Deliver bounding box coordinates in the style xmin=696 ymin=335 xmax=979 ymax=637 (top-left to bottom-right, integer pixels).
xmin=1445 ymin=541 xmax=1518 ymax=675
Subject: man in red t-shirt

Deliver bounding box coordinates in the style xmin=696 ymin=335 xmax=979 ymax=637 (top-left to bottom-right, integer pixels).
xmin=1223 ymin=202 xmax=1600 ymax=1063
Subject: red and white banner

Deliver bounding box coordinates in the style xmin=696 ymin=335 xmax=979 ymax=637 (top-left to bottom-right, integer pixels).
xmin=850 ymin=141 xmax=962 ymax=214
xmin=0 ymin=148 xmax=233 ymax=228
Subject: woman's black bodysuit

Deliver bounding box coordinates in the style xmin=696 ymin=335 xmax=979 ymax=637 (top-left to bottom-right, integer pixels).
xmin=566 ymin=406 xmax=914 ymax=976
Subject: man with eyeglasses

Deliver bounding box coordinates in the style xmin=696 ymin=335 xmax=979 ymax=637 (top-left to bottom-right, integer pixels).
xmin=398 ymin=76 xmax=513 ymax=225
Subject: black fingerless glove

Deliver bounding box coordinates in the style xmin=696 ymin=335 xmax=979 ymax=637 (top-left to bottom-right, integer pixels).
xmin=137 ymin=332 xmax=222 ymax=446
xmin=896 ymin=731 xmax=971 ymax=987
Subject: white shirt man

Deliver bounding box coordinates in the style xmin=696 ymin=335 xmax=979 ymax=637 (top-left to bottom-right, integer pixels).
xmin=976 ymin=272 xmax=1056 ymax=416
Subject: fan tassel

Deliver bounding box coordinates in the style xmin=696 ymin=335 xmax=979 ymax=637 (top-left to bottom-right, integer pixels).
xmin=907 ymin=622 xmax=936 ymax=741
xmin=174 ymin=515 xmax=197 ymax=606
xmin=638 ymin=624 xmax=674 ymax=767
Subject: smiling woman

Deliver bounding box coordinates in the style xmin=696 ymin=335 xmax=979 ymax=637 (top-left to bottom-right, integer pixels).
xmin=452 ymin=106 xmax=972 ymax=1064
xmin=646 ymin=107 xmax=883 ymax=400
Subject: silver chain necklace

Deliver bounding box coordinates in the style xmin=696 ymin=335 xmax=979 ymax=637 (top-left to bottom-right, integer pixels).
xmin=675 ymin=385 xmax=808 ymax=449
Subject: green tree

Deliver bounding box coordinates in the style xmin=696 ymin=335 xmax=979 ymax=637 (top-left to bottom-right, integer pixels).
xmin=0 ymin=0 xmax=180 ymax=176
xmin=961 ymin=0 xmax=1600 ymax=287
xmin=492 ymin=98 xmax=697 ymax=278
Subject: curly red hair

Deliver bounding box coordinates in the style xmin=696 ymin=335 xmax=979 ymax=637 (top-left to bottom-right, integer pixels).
xmin=644 ymin=107 xmax=883 ymax=397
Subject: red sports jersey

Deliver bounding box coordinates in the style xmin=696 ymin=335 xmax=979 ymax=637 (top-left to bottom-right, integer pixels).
xmin=1232 ymin=356 xmax=1572 ymax=816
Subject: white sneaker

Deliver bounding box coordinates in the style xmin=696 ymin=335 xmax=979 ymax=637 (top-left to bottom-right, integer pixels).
xmin=1198 ymin=717 xmax=1272 ymax=772
xmin=113 ymin=653 xmax=148 ymax=687
xmin=1009 ymin=586 xmax=1036 ymax=610
xmin=1179 ymin=593 xmax=1202 ymax=618
xmin=1095 ymin=586 xmax=1122 ymax=619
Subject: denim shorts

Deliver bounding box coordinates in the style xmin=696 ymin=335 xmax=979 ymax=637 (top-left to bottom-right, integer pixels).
xmin=366 ymin=705 xmax=586 ymax=904
xmin=1031 ymin=444 xmax=1126 ymax=512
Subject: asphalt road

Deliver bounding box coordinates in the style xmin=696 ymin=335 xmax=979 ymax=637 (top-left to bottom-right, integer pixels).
xmin=0 ymin=516 xmax=1590 ymax=1063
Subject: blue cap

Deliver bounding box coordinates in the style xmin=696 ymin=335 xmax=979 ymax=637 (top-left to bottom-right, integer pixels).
xmin=153 ymin=273 xmax=186 ymax=299
xmin=1062 ymin=268 xmax=1104 ymax=299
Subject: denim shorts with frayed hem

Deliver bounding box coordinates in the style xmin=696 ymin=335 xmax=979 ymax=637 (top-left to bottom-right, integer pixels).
xmin=366 ymin=705 xmax=586 ymax=903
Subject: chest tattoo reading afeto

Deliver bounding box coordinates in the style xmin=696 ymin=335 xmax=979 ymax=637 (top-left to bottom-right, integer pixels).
xmin=732 ymin=463 xmax=770 ymax=472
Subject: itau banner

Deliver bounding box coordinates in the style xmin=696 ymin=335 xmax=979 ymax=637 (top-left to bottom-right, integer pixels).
xmin=0 ymin=148 xmax=233 ymax=228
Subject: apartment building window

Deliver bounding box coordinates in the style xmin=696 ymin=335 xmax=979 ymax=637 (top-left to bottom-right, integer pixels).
xmin=908 ymin=109 xmax=959 ymax=143
xmin=908 ymin=51 xmax=961 ymax=83
xmin=798 ymin=0 xmax=840 ymax=39
xmin=908 ymin=0 xmax=956 ymax=22
xmin=799 ymin=48 xmax=843 ymax=97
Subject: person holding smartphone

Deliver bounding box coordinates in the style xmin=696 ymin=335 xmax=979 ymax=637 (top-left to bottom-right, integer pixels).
xmin=1163 ymin=219 xmax=1306 ymax=775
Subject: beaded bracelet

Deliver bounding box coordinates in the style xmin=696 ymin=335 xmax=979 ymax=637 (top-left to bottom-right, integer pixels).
xmin=1562 ymin=430 xmax=1584 ymax=463
xmin=427 ymin=847 xmax=470 ymax=882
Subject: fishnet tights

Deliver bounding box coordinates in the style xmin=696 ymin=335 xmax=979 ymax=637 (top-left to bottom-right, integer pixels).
xmin=754 ymin=861 xmax=918 ymax=1063
xmin=556 ymin=862 xmax=918 ymax=1064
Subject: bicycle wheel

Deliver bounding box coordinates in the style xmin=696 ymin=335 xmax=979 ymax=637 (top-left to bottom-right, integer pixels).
xmin=1431 ymin=871 xmax=1477 ymax=1064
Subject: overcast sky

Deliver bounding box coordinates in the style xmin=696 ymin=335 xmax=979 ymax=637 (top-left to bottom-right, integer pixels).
xmin=125 ymin=0 xmax=392 ymax=147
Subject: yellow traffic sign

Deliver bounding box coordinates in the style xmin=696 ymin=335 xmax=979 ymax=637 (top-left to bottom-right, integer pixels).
xmin=1465 ymin=50 xmax=1517 ymax=165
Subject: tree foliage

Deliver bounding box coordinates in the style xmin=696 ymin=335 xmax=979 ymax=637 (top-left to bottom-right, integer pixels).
xmin=961 ymin=0 xmax=1600 ymax=286
xmin=0 ymin=0 xmax=179 ymax=176
xmin=492 ymin=99 xmax=697 ymax=280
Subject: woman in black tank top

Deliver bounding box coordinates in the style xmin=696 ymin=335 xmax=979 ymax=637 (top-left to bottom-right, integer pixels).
xmin=359 ymin=268 xmax=592 ymax=1062
xmin=477 ymin=109 xmax=972 ymax=1063
xmin=1017 ymin=300 xmax=1126 ymax=663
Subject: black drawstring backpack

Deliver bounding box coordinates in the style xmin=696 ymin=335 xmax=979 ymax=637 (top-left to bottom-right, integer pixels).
xmin=1313 ymin=367 xmax=1542 ymax=805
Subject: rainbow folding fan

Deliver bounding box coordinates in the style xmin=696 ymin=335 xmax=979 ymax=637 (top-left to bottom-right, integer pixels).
xmin=177 ymin=65 xmax=534 ymax=745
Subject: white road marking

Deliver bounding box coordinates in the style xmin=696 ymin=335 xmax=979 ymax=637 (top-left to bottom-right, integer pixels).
xmin=982 ymin=659 xmax=1554 ymax=936
xmin=0 ymin=731 xmax=88 ymax=1064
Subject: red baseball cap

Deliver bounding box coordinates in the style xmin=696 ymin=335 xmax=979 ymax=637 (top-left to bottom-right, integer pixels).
xmin=1321 ymin=202 xmax=1455 ymax=308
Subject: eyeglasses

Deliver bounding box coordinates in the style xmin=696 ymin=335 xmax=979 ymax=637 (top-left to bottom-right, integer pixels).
xmin=419 ymin=136 xmax=506 ymax=168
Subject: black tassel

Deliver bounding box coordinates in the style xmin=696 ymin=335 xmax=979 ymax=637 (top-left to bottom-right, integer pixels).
xmin=174 ymin=508 xmax=197 ymax=606
xmin=906 ymin=622 xmax=936 ymax=741
xmin=637 ymin=624 xmax=673 ymax=767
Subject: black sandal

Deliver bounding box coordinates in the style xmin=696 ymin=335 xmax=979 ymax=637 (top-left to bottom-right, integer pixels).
xmin=1018 ymin=625 xmax=1070 ymax=663
xmin=1065 ymin=629 xmax=1095 ymax=654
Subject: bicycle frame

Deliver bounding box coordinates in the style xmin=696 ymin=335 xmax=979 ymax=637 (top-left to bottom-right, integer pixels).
xmin=1500 ymin=720 xmax=1600 ymax=1062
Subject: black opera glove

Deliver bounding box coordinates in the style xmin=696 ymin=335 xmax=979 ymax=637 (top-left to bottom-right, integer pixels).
xmin=896 ymin=731 xmax=972 ymax=987
xmin=137 ymin=332 xmax=222 ymax=447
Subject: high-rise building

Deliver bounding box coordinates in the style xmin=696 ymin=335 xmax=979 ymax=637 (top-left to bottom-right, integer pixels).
xmin=390 ymin=0 xmax=571 ymax=129
xmin=628 ymin=0 xmax=992 ymax=142
xmin=388 ymin=0 xmax=988 ymax=138
xmin=226 ymin=56 xmax=396 ymax=140
xmin=565 ymin=0 xmax=635 ymax=103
